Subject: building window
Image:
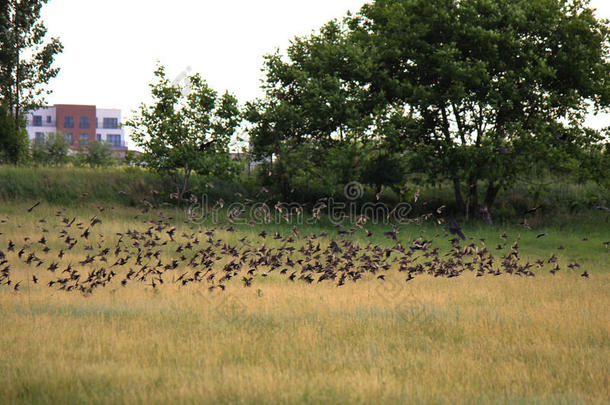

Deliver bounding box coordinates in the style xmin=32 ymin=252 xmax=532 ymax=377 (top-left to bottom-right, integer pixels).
xmin=46 ymin=116 xmax=52 ymax=123
xmin=32 ymin=115 xmax=42 ymax=127
xmin=107 ymin=134 xmax=121 ymax=147
xmin=64 ymin=116 xmax=74 ymax=128
xmin=79 ymin=116 xmax=90 ymax=129
xmin=103 ymin=118 xmax=119 ymax=129
xmin=80 ymin=134 xmax=89 ymax=146
xmin=65 ymin=133 xmax=74 ymax=145
xmin=96 ymin=134 xmax=102 ymax=141
xmin=35 ymin=132 xmax=45 ymax=144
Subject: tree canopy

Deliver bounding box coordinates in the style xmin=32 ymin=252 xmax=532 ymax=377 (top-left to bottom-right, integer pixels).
xmin=247 ymin=0 xmax=610 ymax=213
xmin=126 ymin=65 xmax=242 ymax=201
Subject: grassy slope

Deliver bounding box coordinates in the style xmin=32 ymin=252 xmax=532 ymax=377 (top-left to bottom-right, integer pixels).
xmin=0 ymin=202 xmax=608 ymax=404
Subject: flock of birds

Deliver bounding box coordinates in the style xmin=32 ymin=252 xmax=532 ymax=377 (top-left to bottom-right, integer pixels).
xmin=0 ymin=196 xmax=605 ymax=296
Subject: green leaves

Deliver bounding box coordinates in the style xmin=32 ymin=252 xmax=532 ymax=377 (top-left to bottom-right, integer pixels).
xmin=31 ymin=132 xmax=68 ymax=166
xmin=125 ymin=64 xmax=242 ymax=199
xmin=0 ymin=0 xmax=63 ymax=116
xmin=348 ymin=0 xmax=610 ymax=211
xmin=0 ymin=104 xmax=28 ymax=164
xmin=0 ymin=0 xmax=62 ymax=164
xmin=246 ymin=0 xmax=608 ymax=211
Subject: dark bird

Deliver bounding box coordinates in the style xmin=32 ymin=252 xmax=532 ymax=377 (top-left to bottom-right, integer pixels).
xmin=166 ymin=227 xmax=176 ymax=241
xmin=581 ymin=271 xmax=589 ymax=278
xmin=449 ymin=219 xmax=466 ymax=240
xmin=198 ymin=139 xmax=216 ymax=151
xmin=329 ymin=241 xmax=343 ymax=254
xmin=384 ymin=230 xmax=397 ymax=241
xmin=90 ymin=216 xmax=102 ymax=227
xmin=525 ymin=206 xmax=541 ymax=215
xmin=537 ymin=233 xmax=547 ymax=238
xmin=479 ymin=205 xmax=492 ymax=224
xmin=242 ymin=276 xmax=253 ymax=287
xmin=27 ymin=202 xmax=41 ymax=212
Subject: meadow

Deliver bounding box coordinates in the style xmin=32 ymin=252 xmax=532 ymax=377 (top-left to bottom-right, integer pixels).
xmin=0 ymin=199 xmax=609 ymax=404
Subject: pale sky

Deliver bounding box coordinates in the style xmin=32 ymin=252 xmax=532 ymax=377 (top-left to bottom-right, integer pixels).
xmin=41 ymin=0 xmax=609 ymax=149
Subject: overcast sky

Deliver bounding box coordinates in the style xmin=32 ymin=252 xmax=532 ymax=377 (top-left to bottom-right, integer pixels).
xmin=41 ymin=0 xmax=609 ymax=149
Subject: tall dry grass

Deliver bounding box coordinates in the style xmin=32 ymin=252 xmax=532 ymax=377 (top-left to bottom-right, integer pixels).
xmin=0 ymin=203 xmax=608 ymax=404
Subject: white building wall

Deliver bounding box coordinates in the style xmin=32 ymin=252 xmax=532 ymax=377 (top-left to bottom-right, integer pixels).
xmin=24 ymin=105 xmax=126 ymax=150
xmin=95 ymin=108 xmax=126 ymax=149
xmin=24 ymin=106 xmax=57 ymax=142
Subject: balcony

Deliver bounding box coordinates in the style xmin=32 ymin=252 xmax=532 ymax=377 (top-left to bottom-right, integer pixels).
xmin=28 ymin=120 xmax=56 ymax=128
xmin=98 ymin=118 xmax=121 ymax=130
xmin=109 ymin=143 xmax=128 ymax=150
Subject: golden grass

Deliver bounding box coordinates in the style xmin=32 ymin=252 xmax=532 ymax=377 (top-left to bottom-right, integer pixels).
xmin=0 ymin=203 xmax=608 ymax=404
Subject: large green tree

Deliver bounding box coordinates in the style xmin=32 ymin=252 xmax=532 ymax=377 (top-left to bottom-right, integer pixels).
xmin=249 ymin=0 xmax=610 ymax=214
xmin=0 ymin=0 xmax=62 ymax=163
xmin=350 ymin=0 xmax=610 ymax=213
xmin=126 ymin=65 xmax=242 ymax=201
xmin=245 ymin=20 xmax=381 ymax=198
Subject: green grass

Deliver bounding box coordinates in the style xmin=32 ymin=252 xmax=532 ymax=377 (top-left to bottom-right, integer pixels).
xmin=0 ymin=166 xmax=249 ymax=207
xmin=0 ymin=165 xmax=161 ymax=206
xmin=1 ymin=165 xmax=608 ymax=223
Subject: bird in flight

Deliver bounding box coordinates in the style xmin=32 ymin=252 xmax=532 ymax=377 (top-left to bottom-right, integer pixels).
xmin=449 ymin=219 xmax=466 ymax=240
xmin=27 ymin=202 xmax=41 ymax=213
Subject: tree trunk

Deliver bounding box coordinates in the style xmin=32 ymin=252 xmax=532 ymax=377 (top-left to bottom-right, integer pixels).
xmin=484 ymin=180 xmax=501 ymax=210
xmin=468 ymin=179 xmax=479 ymax=215
xmin=13 ymin=1 xmax=20 ymax=124
xmin=453 ymin=178 xmax=465 ymax=213
xmin=178 ymin=166 xmax=191 ymax=204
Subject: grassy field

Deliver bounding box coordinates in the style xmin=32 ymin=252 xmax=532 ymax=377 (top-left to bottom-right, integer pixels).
xmin=0 ymin=201 xmax=608 ymax=404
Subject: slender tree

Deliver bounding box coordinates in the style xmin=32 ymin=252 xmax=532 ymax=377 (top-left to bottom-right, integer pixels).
xmin=0 ymin=0 xmax=62 ymax=120
xmin=0 ymin=0 xmax=62 ymax=163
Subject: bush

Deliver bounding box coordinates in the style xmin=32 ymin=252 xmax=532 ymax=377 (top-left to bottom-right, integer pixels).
xmin=84 ymin=140 xmax=115 ymax=167
xmin=32 ymin=133 xmax=69 ymax=166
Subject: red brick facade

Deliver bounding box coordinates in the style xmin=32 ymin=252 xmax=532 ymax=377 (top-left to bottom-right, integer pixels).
xmin=54 ymin=105 xmax=96 ymax=149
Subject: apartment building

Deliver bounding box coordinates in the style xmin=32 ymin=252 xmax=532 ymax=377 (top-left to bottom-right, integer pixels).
xmin=25 ymin=104 xmax=126 ymax=151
